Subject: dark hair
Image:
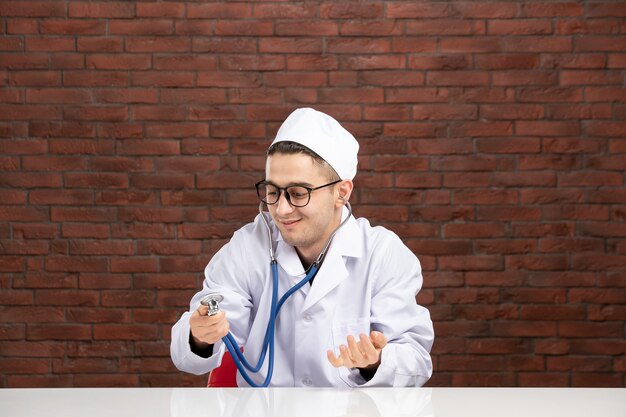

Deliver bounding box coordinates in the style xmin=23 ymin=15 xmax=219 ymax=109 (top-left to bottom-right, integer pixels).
xmin=267 ymin=141 xmax=340 ymax=181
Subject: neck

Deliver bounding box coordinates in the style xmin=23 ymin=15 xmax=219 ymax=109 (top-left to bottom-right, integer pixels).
xmin=296 ymin=208 xmax=343 ymax=267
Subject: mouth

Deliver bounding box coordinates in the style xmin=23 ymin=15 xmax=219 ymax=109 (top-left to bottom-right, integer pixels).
xmin=279 ymin=219 xmax=301 ymax=229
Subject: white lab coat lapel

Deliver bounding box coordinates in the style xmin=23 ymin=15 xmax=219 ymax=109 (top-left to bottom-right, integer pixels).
xmin=275 ymin=239 xmax=306 ymax=277
xmin=270 ymin=207 xmax=363 ymax=311
xmin=302 ymin=214 xmax=362 ymax=312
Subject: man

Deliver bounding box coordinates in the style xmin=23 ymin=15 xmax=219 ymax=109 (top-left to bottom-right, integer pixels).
xmin=171 ymin=108 xmax=434 ymax=387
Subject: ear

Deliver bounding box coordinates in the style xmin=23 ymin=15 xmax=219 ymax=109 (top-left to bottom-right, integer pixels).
xmin=335 ymin=180 xmax=353 ymax=208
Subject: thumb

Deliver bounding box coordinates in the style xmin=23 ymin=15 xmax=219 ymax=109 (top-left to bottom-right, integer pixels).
xmin=195 ymin=305 xmax=209 ymax=316
xmin=371 ymin=331 xmax=387 ymax=349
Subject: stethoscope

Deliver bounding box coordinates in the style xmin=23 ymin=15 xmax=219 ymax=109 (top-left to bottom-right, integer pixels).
xmin=200 ymin=201 xmax=353 ymax=387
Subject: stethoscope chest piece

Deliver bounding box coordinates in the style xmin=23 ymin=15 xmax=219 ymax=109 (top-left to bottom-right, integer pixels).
xmin=200 ymin=293 xmax=223 ymax=316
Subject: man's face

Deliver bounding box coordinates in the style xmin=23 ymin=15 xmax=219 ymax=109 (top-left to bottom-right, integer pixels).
xmin=265 ymin=153 xmax=341 ymax=260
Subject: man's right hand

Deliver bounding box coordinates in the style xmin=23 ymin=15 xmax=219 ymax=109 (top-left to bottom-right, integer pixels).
xmin=189 ymin=305 xmax=230 ymax=348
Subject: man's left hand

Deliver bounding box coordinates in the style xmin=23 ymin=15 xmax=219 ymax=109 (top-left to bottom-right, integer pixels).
xmin=326 ymin=331 xmax=387 ymax=370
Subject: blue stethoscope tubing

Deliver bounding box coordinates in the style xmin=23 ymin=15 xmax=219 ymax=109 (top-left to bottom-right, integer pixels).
xmin=219 ymin=201 xmax=352 ymax=387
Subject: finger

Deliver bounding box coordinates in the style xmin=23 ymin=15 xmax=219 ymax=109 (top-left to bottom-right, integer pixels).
xmin=191 ymin=310 xmax=223 ymax=326
xmin=195 ymin=304 xmax=209 ymax=316
xmin=359 ymin=333 xmax=378 ymax=361
xmin=339 ymin=344 xmax=355 ymax=368
xmin=371 ymin=331 xmax=388 ymax=349
xmin=347 ymin=335 xmax=365 ymax=364
xmin=327 ymin=350 xmax=343 ymax=368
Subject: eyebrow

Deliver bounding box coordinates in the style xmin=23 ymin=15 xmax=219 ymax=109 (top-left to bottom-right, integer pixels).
xmin=264 ymin=180 xmax=315 ymax=188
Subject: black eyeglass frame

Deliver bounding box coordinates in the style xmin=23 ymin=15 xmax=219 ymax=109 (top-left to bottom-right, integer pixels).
xmin=255 ymin=179 xmax=342 ymax=208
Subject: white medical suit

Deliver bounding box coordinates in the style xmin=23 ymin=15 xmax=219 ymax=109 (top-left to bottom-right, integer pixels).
xmin=170 ymin=208 xmax=434 ymax=387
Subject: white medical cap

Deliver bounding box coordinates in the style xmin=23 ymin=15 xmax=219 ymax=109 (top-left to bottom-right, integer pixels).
xmin=270 ymin=108 xmax=359 ymax=180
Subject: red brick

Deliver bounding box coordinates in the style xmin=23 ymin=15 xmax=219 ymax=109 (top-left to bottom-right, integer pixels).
xmin=287 ymin=55 xmax=338 ymax=71
xmin=40 ymin=19 xmax=106 ymax=35
xmin=327 ymin=38 xmax=390 ymax=54
xmin=522 ymin=2 xmax=583 ymax=17
xmin=406 ymin=19 xmax=474 ymax=35
xmin=560 ymin=322 xmax=623 ymax=338
xmin=0 ymin=104 xmax=61 ymax=120
xmin=386 ymin=87 xmax=449 ymax=103
xmin=6 ymin=18 xmax=38 ymax=34
xmin=320 ymin=2 xmax=382 ymax=19
xmin=185 ymin=4 xmax=246 ymax=19
xmin=467 ymin=271 xmax=526 ymax=288
xmin=587 ymin=3 xmax=626 ymax=17
xmin=493 ymin=70 xmax=557 ymax=86
xmin=215 ymin=21 xmax=272 ymax=36
xmin=219 ymin=55 xmax=286 ymax=71
xmin=572 ymin=373 xmax=623 ymax=387
xmin=572 ymin=255 xmax=626 ymax=271
xmin=254 ymin=3 xmax=316 ymax=19
xmin=77 ymin=37 xmax=124 ymax=52
xmin=109 ymin=20 xmax=173 ymax=36
xmin=589 ymin=303 xmax=626 ymax=321
xmin=488 ymin=19 xmax=552 ymax=35
xmin=560 ymin=70 xmax=624 ymax=85
xmin=450 ymin=2 xmax=519 ymax=18
xmin=386 ymin=2 xmax=448 ymax=18
xmin=26 ymin=37 xmax=75 ymax=52
xmin=0 ymin=53 xmax=48 ymax=69
xmin=136 ymin=2 xmax=184 ymax=18
xmin=130 ymin=71 xmax=194 ymax=87
xmin=145 ymin=123 xmax=208 ymax=138
xmin=79 ymin=274 xmax=131 ymax=290
xmin=74 ymin=374 xmax=139 ymax=387
xmin=173 ymin=20 xmax=213 ymax=36
xmin=412 ymin=104 xmax=477 ymax=121
xmin=153 ymin=55 xmax=216 ymax=70
xmin=556 ymin=18 xmax=622 ymax=35
xmin=27 ymin=324 xmax=92 ymax=341
xmin=440 ymin=38 xmax=503 ymax=53
xmin=12 ymin=224 xmax=58 ymax=240
xmin=87 ymin=54 xmax=151 ymax=70
xmin=576 ymin=37 xmax=626 ymax=52
xmin=340 ymin=21 xmax=402 ymax=36
xmin=1 ymin=1 xmax=65 ymax=17
xmin=29 ymin=189 xmax=93 ymax=206
xmin=200 ymin=39 xmax=254 ymax=54
xmin=392 ymin=38 xmax=438 ymax=54
xmin=10 ymin=70 xmax=62 ymax=87
xmin=427 ymin=71 xmax=490 ymax=86
xmin=69 ymin=2 xmax=133 ymax=18
xmin=0 ymin=358 xmax=50 ymax=374
xmin=64 ymin=70 xmax=128 ymax=87
xmin=1 ymin=172 xmax=63 ymax=188
xmin=93 ymin=324 xmax=158 ymax=340
xmin=258 ymin=38 xmax=322 ymax=54
xmin=475 ymin=239 xmax=537 ymax=255
xmin=25 ymin=88 xmax=90 ymax=104
xmin=542 ymin=53 xmax=606 ymax=69
xmin=0 ymin=37 xmax=23 ymax=51
xmin=340 ymin=55 xmax=405 ymax=70
xmin=505 ymin=37 xmax=572 ymax=52
xmin=126 ymin=37 xmax=189 ymax=53
xmin=99 ymin=290 xmax=154 ymax=308
xmin=116 ymin=139 xmax=179 ymax=155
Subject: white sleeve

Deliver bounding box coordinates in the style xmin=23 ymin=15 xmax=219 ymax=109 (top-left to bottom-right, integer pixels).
xmin=170 ymin=230 xmax=254 ymax=376
xmin=360 ymin=233 xmax=434 ymax=387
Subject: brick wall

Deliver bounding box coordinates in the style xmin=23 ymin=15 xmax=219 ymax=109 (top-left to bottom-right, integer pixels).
xmin=1 ymin=1 xmax=624 ymax=387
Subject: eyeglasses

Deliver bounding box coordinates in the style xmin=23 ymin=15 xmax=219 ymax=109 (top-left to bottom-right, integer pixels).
xmin=255 ymin=179 xmax=341 ymax=208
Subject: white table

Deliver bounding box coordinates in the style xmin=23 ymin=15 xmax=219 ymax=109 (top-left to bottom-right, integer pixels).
xmin=2 ymin=387 xmax=625 ymax=417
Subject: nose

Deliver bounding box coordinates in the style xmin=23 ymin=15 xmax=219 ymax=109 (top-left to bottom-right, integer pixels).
xmin=275 ymin=190 xmax=295 ymax=216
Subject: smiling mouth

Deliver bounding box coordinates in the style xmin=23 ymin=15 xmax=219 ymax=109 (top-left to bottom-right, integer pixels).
xmin=280 ymin=219 xmax=301 ymax=227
